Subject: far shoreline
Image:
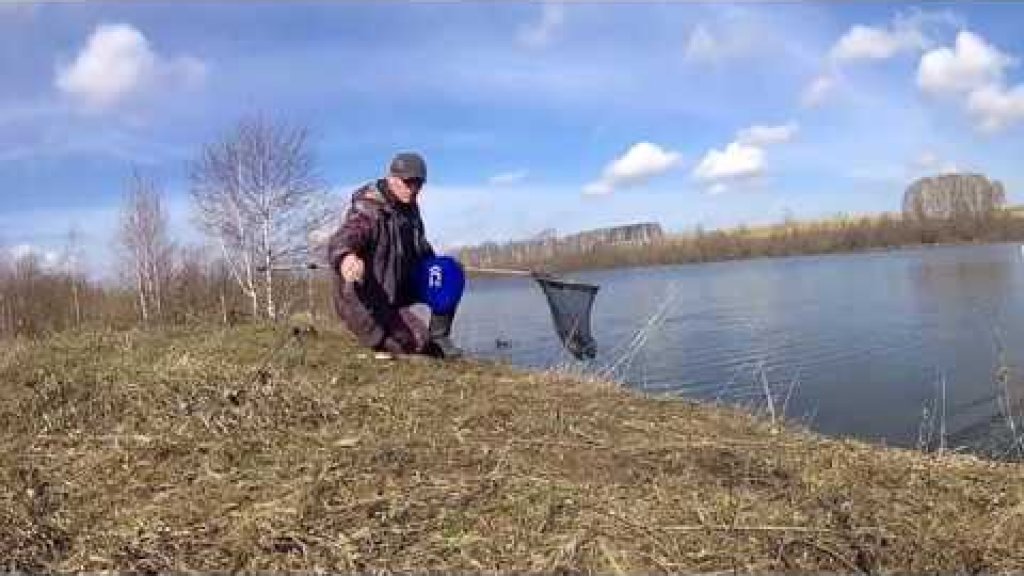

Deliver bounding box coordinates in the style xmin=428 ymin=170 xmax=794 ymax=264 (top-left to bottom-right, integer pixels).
xmin=465 ymin=236 xmax=1024 ymax=279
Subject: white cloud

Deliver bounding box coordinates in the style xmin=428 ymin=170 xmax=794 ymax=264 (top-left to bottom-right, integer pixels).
xmin=914 ymin=30 xmax=1024 ymax=133
xmin=830 ymin=24 xmax=926 ymax=62
xmin=966 ymin=83 xmax=1024 ymax=133
xmin=916 ymin=30 xmax=1014 ymax=96
xmin=814 ymin=11 xmax=958 ymax=109
xmin=7 ymin=244 xmax=60 ymax=269
xmin=56 ymin=24 xmax=156 ymax=110
xmin=488 ymin=169 xmax=529 ymax=185
xmin=693 ymin=142 xmax=765 ymax=182
xmin=737 ymin=122 xmax=799 ymax=146
xmin=692 ymin=121 xmax=797 ymax=191
xmin=55 ymin=23 xmax=207 ymax=113
xmin=801 ymin=74 xmax=836 ymax=108
xmin=830 ymin=10 xmax=958 ymax=63
xmin=583 ymin=142 xmax=682 ymax=195
xmin=606 ymin=142 xmax=682 ymax=182
xmin=684 ymin=24 xmax=721 ymax=63
xmin=518 ymin=2 xmax=565 ymax=49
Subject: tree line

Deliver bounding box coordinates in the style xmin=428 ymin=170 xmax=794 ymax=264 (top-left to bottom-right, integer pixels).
xmin=0 ymin=115 xmax=336 ymax=338
xmin=461 ymin=211 xmax=1024 ymax=274
xmin=459 ymin=173 xmax=1020 ymax=273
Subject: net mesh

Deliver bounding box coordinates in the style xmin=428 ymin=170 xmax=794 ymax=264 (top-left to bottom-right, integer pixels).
xmin=533 ymin=275 xmax=599 ymax=360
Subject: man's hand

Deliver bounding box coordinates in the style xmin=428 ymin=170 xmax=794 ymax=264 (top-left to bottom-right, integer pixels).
xmin=339 ymin=253 xmax=365 ymax=283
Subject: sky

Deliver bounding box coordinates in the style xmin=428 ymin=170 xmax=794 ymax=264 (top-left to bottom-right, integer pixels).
xmin=2 ymin=1 xmax=1024 ymax=275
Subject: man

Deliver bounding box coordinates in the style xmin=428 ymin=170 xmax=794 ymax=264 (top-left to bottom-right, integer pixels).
xmin=327 ymin=152 xmax=462 ymax=359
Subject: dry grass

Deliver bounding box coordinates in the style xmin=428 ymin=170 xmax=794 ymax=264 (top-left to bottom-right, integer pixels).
xmin=2 ymin=324 xmax=1024 ymax=572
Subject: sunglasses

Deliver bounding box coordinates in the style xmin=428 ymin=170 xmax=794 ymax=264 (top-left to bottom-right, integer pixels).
xmin=402 ymin=177 xmax=425 ymax=189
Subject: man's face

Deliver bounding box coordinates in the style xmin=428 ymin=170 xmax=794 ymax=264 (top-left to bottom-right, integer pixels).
xmin=388 ymin=175 xmax=424 ymax=204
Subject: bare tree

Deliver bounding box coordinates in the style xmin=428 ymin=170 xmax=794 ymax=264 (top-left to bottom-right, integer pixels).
xmin=60 ymin=225 xmax=86 ymax=327
xmin=189 ymin=115 xmax=330 ymax=321
xmin=0 ymin=244 xmax=10 ymax=338
xmin=118 ymin=169 xmax=173 ymax=325
xmin=903 ymin=173 xmax=1006 ymax=222
xmin=10 ymin=250 xmax=42 ymax=335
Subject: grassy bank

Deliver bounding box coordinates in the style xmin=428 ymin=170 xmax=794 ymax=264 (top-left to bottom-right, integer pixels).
xmin=2 ymin=324 xmax=1024 ymax=572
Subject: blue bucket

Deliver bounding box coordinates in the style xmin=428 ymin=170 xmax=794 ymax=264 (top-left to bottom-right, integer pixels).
xmin=418 ymin=255 xmax=465 ymax=315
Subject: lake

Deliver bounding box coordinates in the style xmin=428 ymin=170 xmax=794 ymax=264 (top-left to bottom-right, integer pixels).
xmin=453 ymin=242 xmax=1024 ymax=452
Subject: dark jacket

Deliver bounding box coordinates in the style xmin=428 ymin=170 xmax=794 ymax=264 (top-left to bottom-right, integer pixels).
xmin=327 ymin=179 xmax=435 ymax=348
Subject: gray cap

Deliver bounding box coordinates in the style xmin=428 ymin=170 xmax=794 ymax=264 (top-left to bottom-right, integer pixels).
xmin=388 ymin=152 xmax=427 ymax=180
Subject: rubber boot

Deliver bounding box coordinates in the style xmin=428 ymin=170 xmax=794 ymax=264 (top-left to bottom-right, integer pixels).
xmin=427 ymin=312 xmax=463 ymax=359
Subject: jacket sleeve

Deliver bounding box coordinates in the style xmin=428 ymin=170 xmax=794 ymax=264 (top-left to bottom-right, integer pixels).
xmin=328 ymin=200 xmax=392 ymax=348
xmin=336 ymin=280 xmax=389 ymax=349
xmin=327 ymin=203 xmax=375 ymax=272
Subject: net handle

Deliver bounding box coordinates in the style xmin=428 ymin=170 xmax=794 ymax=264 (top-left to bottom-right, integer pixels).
xmin=258 ymin=263 xmax=566 ymax=286
xmin=258 ymin=264 xmax=539 ymax=276
xmin=464 ymin=266 xmax=536 ymax=277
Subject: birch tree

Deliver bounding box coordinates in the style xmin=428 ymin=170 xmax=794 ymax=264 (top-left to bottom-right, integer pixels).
xmin=118 ymin=169 xmax=172 ymax=325
xmin=189 ymin=115 xmax=330 ymax=321
xmin=0 ymin=245 xmax=10 ymax=337
xmin=60 ymin=225 xmax=85 ymax=327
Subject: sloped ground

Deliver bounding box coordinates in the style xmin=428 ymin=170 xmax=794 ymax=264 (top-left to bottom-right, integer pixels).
xmin=2 ymin=324 xmax=1023 ymax=572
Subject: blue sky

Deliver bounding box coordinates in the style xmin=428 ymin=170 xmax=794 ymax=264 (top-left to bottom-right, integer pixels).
xmin=2 ymin=1 xmax=1024 ymax=274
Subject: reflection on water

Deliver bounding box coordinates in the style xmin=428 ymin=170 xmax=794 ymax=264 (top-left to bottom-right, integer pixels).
xmin=454 ymin=243 xmax=1024 ymax=451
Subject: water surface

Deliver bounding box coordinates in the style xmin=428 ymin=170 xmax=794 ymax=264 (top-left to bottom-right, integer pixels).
xmin=454 ymin=243 xmax=1024 ymax=449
